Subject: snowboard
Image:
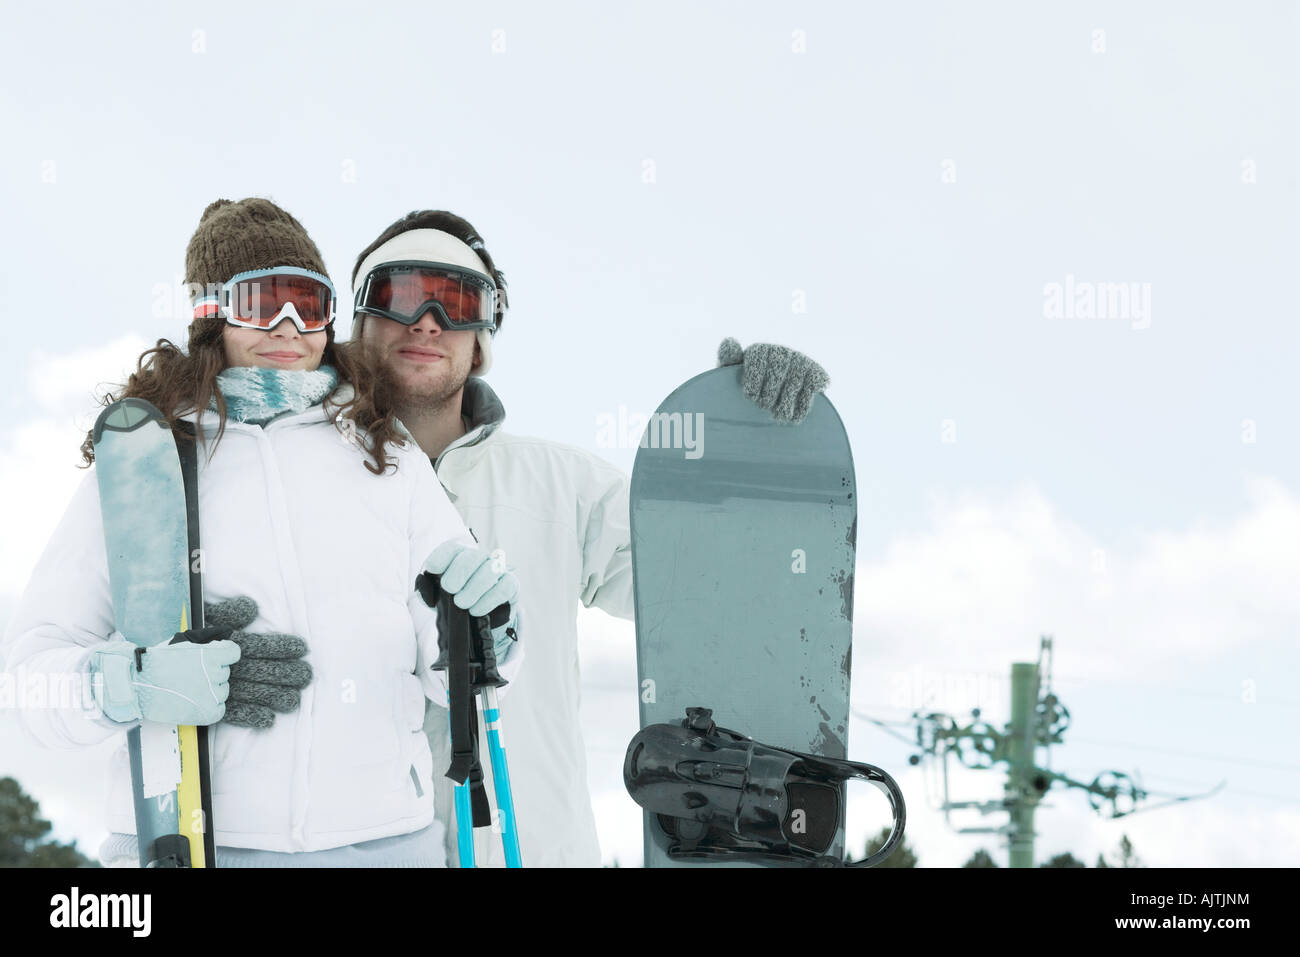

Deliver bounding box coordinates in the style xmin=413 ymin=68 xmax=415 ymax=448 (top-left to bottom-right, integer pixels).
xmin=93 ymin=398 xmax=213 ymax=867
xmin=630 ymin=365 xmax=858 ymax=867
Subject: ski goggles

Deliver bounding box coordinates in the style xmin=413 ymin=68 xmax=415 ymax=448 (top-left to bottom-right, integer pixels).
xmin=193 ymin=267 xmax=337 ymax=332
xmin=353 ymin=261 xmax=497 ymax=331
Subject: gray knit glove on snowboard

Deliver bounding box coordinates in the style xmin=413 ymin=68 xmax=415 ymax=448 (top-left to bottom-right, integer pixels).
xmin=204 ymin=597 xmax=312 ymax=730
xmin=717 ymin=337 xmax=829 ymax=424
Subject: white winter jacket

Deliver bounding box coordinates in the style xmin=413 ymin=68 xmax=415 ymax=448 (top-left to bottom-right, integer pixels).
xmin=422 ymin=380 xmax=633 ymax=867
xmin=2 ymin=397 xmax=516 ymax=853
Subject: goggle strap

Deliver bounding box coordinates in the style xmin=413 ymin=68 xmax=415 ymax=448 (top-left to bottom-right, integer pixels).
xmin=193 ymin=297 xmax=221 ymax=321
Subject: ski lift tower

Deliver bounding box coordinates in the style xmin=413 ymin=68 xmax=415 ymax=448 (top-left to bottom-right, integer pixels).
xmin=908 ymin=636 xmax=1220 ymax=867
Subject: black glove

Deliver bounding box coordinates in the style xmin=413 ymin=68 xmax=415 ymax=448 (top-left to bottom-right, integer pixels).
xmin=204 ymin=597 xmax=312 ymax=730
xmin=717 ymin=337 xmax=829 ymax=424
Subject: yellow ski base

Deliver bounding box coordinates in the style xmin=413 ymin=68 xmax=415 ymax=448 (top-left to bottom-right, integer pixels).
xmin=176 ymin=604 xmax=207 ymax=868
xmin=176 ymin=723 xmax=206 ymax=867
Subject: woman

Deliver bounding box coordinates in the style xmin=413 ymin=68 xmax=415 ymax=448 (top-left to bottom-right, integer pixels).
xmin=1 ymin=198 xmax=519 ymax=866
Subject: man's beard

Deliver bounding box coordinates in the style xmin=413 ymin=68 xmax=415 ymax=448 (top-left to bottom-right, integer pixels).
xmin=346 ymin=337 xmax=472 ymax=420
xmin=387 ymin=345 xmax=473 ymax=412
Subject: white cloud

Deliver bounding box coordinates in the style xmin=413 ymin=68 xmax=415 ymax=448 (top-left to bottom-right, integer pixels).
xmin=29 ymin=338 xmax=146 ymax=417
xmin=0 ymin=338 xmax=149 ymax=597
xmin=856 ymin=480 xmax=1300 ymax=685
xmin=1090 ymin=795 xmax=1300 ymax=868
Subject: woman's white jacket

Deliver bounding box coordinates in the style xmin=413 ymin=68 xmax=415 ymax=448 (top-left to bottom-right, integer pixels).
xmin=0 ymin=399 xmax=510 ymax=852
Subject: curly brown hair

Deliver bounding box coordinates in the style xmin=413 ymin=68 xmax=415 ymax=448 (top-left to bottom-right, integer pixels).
xmin=80 ymin=318 xmax=409 ymax=475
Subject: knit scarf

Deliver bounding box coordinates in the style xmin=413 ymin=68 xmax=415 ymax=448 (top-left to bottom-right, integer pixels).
xmin=213 ymin=365 xmax=339 ymax=425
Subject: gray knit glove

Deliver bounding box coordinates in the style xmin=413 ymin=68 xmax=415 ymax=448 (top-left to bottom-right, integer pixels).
xmin=717 ymin=337 xmax=829 ymax=423
xmin=204 ymin=597 xmax=312 ymax=730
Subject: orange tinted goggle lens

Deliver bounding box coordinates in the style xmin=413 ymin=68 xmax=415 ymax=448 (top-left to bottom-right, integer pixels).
xmin=231 ymin=276 xmax=333 ymax=329
xmin=368 ymin=274 xmax=484 ymax=324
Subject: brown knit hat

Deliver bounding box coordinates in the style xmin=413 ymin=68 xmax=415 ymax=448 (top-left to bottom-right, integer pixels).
xmin=185 ymin=198 xmax=328 ymax=290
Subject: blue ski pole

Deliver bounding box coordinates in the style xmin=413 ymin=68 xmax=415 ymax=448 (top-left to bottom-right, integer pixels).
xmin=481 ymin=685 xmax=522 ymax=867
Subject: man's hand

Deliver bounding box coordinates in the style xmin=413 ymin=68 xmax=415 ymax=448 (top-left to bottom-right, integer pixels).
xmin=422 ymin=542 xmax=520 ymax=619
xmin=717 ymin=337 xmax=829 ymax=424
xmin=205 ymin=597 xmax=312 ymax=730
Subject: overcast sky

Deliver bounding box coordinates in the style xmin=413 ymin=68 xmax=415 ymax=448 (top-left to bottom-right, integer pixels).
xmin=1 ymin=0 xmax=1296 ymax=867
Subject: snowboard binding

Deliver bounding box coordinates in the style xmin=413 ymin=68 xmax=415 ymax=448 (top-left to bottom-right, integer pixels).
xmin=624 ymin=707 xmax=906 ymax=868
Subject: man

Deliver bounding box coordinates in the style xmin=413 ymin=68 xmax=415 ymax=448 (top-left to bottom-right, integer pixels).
xmin=350 ymin=210 xmax=827 ymax=866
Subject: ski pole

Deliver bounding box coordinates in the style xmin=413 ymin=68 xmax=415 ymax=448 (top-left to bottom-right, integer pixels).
xmin=452 ymin=770 xmax=476 ymax=867
xmin=481 ymin=685 xmax=522 ymax=867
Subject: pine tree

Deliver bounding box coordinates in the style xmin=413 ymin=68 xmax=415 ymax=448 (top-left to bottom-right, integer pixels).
xmin=860 ymin=825 xmax=917 ymax=867
xmin=962 ymin=848 xmax=999 ymax=867
xmin=1039 ymin=852 xmax=1086 ymax=868
xmin=1096 ymin=833 xmax=1144 ymax=868
xmin=0 ymin=777 xmax=98 ymax=867
xmin=1114 ymin=833 xmax=1144 ymax=868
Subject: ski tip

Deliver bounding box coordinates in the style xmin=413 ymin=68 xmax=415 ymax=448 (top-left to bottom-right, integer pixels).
xmin=92 ymin=398 xmax=168 ymax=445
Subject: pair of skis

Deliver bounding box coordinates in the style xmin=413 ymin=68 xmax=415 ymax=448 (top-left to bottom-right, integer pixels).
xmin=92 ymin=399 xmax=213 ymax=867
